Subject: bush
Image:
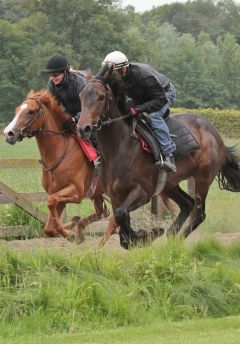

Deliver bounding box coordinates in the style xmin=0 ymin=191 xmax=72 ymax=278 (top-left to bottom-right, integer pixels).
xmin=172 ymin=108 xmax=240 ymax=137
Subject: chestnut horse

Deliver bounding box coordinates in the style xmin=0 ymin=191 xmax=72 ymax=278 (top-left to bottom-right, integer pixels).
xmin=3 ymin=90 xmax=109 ymax=242
xmin=77 ymin=64 xmax=240 ymax=249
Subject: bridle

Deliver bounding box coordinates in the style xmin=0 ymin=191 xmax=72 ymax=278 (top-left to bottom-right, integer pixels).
xmin=87 ymin=78 xmax=130 ymax=131
xmin=19 ymin=97 xmax=44 ymax=139
xmin=18 ymin=96 xmax=70 ymax=172
xmin=19 ymin=97 xmax=65 ymax=139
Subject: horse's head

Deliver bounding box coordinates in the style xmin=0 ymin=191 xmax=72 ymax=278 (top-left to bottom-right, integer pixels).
xmin=4 ymin=93 xmax=45 ymax=144
xmin=77 ymin=64 xmax=115 ymax=140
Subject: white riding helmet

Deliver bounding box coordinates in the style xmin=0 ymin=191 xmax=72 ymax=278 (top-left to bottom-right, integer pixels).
xmin=102 ymin=51 xmax=129 ymax=70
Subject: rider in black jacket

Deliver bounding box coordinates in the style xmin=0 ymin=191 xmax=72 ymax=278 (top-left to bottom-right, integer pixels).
xmin=102 ymin=51 xmax=177 ymax=172
xmin=43 ymin=53 xmax=86 ymax=129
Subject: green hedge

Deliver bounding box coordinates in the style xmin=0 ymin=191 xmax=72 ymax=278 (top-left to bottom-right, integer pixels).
xmin=172 ymin=108 xmax=240 ymax=138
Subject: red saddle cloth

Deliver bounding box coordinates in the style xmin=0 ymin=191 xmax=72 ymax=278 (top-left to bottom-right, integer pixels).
xmin=140 ymin=137 xmax=152 ymax=153
xmin=74 ymin=134 xmax=151 ymax=161
xmin=73 ymin=135 xmax=98 ymax=162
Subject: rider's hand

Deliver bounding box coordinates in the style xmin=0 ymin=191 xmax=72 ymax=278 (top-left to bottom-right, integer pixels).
xmin=130 ymin=107 xmax=142 ymax=115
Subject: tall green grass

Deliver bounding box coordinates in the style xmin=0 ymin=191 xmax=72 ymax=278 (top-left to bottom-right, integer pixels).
xmin=0 ymin=239 xmax=240 ymax=340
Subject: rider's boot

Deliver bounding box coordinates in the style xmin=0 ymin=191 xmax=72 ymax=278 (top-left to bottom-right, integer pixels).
xmin=155 ymin=154 xmax=177 ymax=173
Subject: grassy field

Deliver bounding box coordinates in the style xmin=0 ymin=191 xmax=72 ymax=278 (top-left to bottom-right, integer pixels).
xmin=0 ymin=239 xmax=240 ymax=343
xmin=1 ymin=134 xmax=239 ymax=235
xmin=3 ymin=316 xmax=240 ymax=344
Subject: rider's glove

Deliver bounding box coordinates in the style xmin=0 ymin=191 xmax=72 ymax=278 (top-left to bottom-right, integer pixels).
xmin=130 ymin=106 xmax=142 ymax=115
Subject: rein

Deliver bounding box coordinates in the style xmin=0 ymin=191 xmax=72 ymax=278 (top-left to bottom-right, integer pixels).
xmin=39 ymin=137 xmax=71 ymax=172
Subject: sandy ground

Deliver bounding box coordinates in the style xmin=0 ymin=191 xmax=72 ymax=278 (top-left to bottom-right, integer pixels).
xmin=1 ymin=230 xmax=240 ymax=252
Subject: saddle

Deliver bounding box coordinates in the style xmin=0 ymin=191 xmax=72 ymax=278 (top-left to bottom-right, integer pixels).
xmin=135 ymin=114 xmax=199 ymax=161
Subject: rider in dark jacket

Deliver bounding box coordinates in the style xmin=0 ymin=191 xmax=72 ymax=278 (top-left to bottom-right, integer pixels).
xmin=102 ymin=51 xmax=177 ymax=172
xmin=43 ymin=53 xmax=86 ymax=128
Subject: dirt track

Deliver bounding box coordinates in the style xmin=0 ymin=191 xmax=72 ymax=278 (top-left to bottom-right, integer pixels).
xmin=1 ymin=230 xmax=240 ymax=252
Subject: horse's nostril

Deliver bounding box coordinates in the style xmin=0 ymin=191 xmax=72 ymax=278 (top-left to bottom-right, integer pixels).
xmin=84 ymin=125 xmax=92 ymax=134
xmin=7 ymin=131 xmax=15 ymax=137
xmin=77 ymin=125 xmax=92 ymax=139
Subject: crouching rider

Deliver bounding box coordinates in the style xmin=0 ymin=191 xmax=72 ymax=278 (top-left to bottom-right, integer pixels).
xmin=101 ymin=51 xmax=177 ymax=172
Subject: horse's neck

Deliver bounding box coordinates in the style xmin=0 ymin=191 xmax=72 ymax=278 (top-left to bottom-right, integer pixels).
xmin=35 ymin=107 xmax=68 ymax=164
xmin=98 ymin=103 xmax=131 ymax=160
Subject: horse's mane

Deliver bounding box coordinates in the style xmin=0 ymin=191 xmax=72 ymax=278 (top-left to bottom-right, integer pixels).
xmin=27 ymin=89 xmax=69 ymax=122
xmin=95 ymin=65 xmax=129 ymax=115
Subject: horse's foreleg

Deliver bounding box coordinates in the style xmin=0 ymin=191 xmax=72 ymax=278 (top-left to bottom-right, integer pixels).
xmin=165 ymin=186 xmax=195 ymax=237
xmin=45 ymin=185 xmax=82 ymax=239
xmin=114 ymin=185 xmax=149 ymax=249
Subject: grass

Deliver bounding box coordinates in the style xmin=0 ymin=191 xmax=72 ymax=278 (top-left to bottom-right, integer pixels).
xmin=2 ymin=316 xmax=240 ymax=344
xmin=0 ymin=239 xmax=240 ymax=341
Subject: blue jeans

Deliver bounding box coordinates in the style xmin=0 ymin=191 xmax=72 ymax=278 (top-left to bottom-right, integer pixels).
xmin=148 ymin=82 xmax=176 ymax=156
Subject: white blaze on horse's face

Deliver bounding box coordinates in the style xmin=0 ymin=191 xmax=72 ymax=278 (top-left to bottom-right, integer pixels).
xmin=3 ymin=104 xmax=27 ymax=136
xmin=4 ymin=103 xmax=28 ymax=144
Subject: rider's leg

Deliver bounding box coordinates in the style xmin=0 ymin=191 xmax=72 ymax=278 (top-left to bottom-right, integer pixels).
xmin=148 ymin=83 xmax=177 ymax=172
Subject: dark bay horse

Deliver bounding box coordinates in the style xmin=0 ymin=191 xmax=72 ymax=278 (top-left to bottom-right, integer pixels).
xmin=3 ymin=90 xmax=110 ymax=242
xmin=77 ymin=64 xmax=240 ymax=249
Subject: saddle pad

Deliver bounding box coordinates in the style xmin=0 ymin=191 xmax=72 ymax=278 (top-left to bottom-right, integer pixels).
xmin=136 ymin=115 xmax=199 ymax=160
xmin=73 ymin=135 xmax=98 ymax=162
xmin=166 ymin=116 xmax=200 ymax=158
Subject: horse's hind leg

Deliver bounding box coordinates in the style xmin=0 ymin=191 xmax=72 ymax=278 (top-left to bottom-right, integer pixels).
xmin=179 ymin=178 xmax=208 ymax=238
xmin=165 ymin=185 xmax=195 ymax=237
xmin=99 ymin=216 xmax=119 ymax=248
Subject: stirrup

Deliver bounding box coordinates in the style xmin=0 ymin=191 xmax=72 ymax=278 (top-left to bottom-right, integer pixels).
xmin=154 ymin=154 xmax=164 ymax=167
xmin=94 ymin=156 xmax=102 ymax=168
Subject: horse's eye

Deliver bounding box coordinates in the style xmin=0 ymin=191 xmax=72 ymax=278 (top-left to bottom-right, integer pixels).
xmin=99 ymin=95 xmax=105 ymax=101
xmin=28 ymin=110 xmax=35 ymax=115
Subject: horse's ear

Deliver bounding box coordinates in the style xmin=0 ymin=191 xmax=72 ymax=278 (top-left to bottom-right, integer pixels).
xmin=108 ymin=63 xmax=114 ymax=77
xmin=101 ymin=62 xmax=114 ymax=78
xmin=85 ymin=68 xmax=93 ymax=81
xmin=27 ymin=89 xmax=35 ymax=98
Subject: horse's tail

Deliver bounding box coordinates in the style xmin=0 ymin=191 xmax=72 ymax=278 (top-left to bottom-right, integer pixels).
xmin=217 ymin=145 xmax=240 ymax=192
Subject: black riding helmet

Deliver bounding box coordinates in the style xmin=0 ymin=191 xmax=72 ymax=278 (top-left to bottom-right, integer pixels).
xmin=43 ymin=53 xmax=69 ymax=73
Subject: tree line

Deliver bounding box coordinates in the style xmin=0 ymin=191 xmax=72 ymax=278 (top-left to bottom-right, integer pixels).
xmin=1 ymin=0 xmax=240 ymax=122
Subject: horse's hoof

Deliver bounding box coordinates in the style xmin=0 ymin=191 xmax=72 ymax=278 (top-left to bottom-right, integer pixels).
xmin=151 ymin=227 xmax=165 ymax=239
xmin=44 ymin=230 xmax=59 ymax=238
xmin=65 ymin=230 xmax=76 ymax=242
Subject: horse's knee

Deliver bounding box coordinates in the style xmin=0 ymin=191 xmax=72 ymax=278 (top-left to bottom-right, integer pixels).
xmin=47 ymin=195 xmax=57 ymax=210
xmin=114 ymin=207 xmax=126 ymax=226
